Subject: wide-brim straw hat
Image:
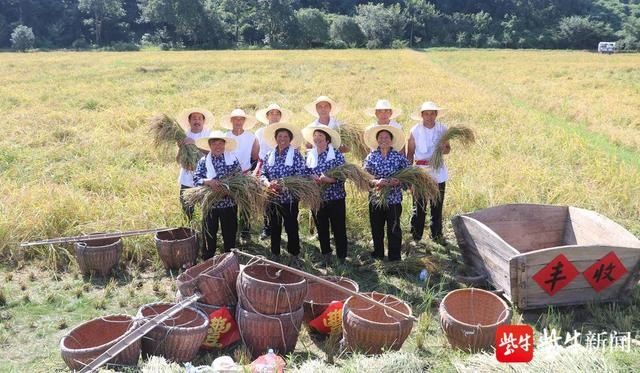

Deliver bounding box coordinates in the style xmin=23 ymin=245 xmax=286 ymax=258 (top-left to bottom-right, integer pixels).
xmin=255 ymin=103 xmax=292 ymax=125
xmin=220 ymin=108 xmax=257 ymax=130
xmin=263 ymin=122 xmax=303 ymax=149
xmin=410 ymin=101 xmax=446 ymax=121
xmin=177 ymin=108 xmax=214 ymax=132
xmin=364 ymin=99 xmax=402 ymax=119
xmin=195 ymin=130 xmax=238 ymax=152
xmin=304 ymin=95 xmax=342 ymax=117
xmin=301 ymin=124 xmax=342 ymax=149
xmin=364 ymin=124 xmax=406 ymax=151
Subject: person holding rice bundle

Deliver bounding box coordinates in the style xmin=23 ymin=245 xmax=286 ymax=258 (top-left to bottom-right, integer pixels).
xmin=176 ymin=108 xmax=213 ymax=221
xmin=222 ymin=108 xmax=259 ymax=243
xmin=365 ymin=99 xmax=405 ymax=154
xmin=363 ymin=125 xmax=409 ymax=261
xmin=304 ymin=96 xmax=350 ymax=153
xmin=407 ymin=101 xmax=450 ymax=244
xmin=254 ymin=103 xmax=293 ymax=240
xmin=302 ymin=124 xmax=348 ymax=266
xmin=193 ymin=131 xmax=242 ymax=260
xmin=260 ymin=122 xmax=307 ymax=266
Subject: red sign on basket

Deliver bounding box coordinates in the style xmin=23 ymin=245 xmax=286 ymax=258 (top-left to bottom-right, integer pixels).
xmin=583 ymin=251 xmax=627 ymax=292
xmin=496 ymin=324 xmax=534 ymax=363
xmin=532 ymin=254 xmax=579 ymax=296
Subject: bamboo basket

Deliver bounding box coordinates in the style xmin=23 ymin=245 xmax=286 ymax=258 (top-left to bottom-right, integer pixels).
xmin=303 ymin=276 xmax=359 ymax=323
xmin=439 ymin=288 xmax=511 ymax=351
xmin=60 ymin=314 xmax=140 ymax=371
xmin=74 ymin=236 xmax=123 ymax=276
xmin=237 ymin=264 xmax=308 ymax=315
xmin=177 ymin=252 xmax=239 ymax=306
xmin=342 ymin=292 xmax=413 ymax=354
xmin=137 ymin=302 xmax=209 ymax=363
xmin=236 ymin=303 xmax=303 ymax=359
xmin=155 ymin=228 xmax=198 ymax=270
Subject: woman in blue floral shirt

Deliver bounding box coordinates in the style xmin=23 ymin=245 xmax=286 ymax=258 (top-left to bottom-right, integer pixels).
xmin=260 ymin=123 xmax=307 ymax=264
xmin=363 ymin=125 xmax=409 ymax=261
xmin=193 ymin=131 xmax=242 ymax=260
xmin=302 ymin=124 xmax=348 ymax=265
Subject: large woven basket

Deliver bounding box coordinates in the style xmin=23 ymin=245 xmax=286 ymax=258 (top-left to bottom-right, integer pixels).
xmin=303 ymin=276 xmax=359 ymax=323
xmin=155 ymin=228 xmax=198 ymax=270
xmin=439 ymin=288 xmax=512 ymax=351
xmin=343 ymin=292 xmax=413 ymax=354
xmin=236 ymin=303 xmax=303 ymax=359
xmin=74 ymin=237 xmax=123 ymax=276
xmin=137 ymin=302 xmax=209 ymax=363
xmin=60 ymin=314 xmax=140 ymax=371
xmin=237 ymin=264 xmax=307 ymax=315
xmin=177 ymin=252 xmax=239 ymax=305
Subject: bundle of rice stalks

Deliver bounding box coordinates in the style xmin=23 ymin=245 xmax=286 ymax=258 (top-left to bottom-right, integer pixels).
xmin=383 ymin=255 xmax=437 ymax=276
xmin=340 ymin=123 xmax=369 ymax=161
xmin=183 ymin=172 xmax=270 ymax=219
xmin=278 ymin=176 xmax=323 ymax=211
xmin=430 ymin=126 xmax=476 ymax=170
xmin=324 ymin=163 xmax=373 ymax=193
xmin=372 ymin=166 xmax=439 ymax=208
xmin=148 ymin=113 xmax=201 ymax=170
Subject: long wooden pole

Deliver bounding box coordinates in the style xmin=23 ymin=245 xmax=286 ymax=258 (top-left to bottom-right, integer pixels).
xmin=232 ymin=249 xmax=417 ymax=322
xmin=20 ymin=227 xmax=172 ymax=247
xmin=78 ymin=293 xmax=201 ymax=373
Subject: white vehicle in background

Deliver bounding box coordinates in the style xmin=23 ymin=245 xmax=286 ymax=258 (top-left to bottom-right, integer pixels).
xmin=598 ymin=41 xmax=616 ymax=54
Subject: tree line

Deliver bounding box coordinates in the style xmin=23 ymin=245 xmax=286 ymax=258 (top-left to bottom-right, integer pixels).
xmin=3 ymin=0 xmax=640 ymax=51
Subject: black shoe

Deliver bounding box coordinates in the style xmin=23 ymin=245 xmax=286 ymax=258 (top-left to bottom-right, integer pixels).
xmin=260 ymin=229 xmax=270 ymax=240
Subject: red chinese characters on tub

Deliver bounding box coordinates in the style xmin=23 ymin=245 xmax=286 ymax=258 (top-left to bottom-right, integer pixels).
xmin=495 ymin=324 xmax=534 ymax=363
xmin=532 ymin=254 xmax=579 ymax=296
xmin=583 ymin=251 xmax=627 ymax=292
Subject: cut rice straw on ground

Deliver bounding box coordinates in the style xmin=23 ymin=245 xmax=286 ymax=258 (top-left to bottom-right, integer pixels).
xmin=324 ymin=163 xmax=373 ymax=193
xmin=372 ymin=166 xmax=440 ymax=208
xmin=278 ymin=176 xmax=323 ymax=211
xmin=183 ymin=172 xmax=270 ymax=219
xmin=341 ymin=123 xmax=370 ymax=161
xmin=431 ymin=126 xmax=476 ymax=170
xmin=148 ymin=113 xmax=201 ymax=170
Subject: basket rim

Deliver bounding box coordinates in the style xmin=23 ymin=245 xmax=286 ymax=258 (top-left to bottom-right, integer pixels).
xmin=241 ymin=263 xmax=306 ymax=287
xmin=60 ymin=314 xmax=135 ymax=353
xmin=137 ymin=302 xmax=209 ymax=331
xmin=304 ymin=276 xmax=359 ymax=305
xmin=439 ymin=288 xmax=511 ymax=329
xmin=155 ymin=227 xmax=196 ymax=244
xmin=344 ymin=292 xmax=412 ymax=326
xmin=75 ymin=237 xmax=122 ymax=249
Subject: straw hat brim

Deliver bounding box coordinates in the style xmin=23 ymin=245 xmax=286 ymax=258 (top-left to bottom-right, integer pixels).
xmin=304 ymin=98 xmax=342 ymax=118
xmin=220 ymin=114 xmax=258 ymax=130
xmin=177 ymin=108 xmax=214 ymax=132
xmin=364 ymin=125 xmax=406 ymax=151
xmin=255 ymin=107 xmax=292 ymax=125
xmin=301 ymin=124 xmax=342 ymax=149
xmin=410 ymin=108 xmax=446 ymax=121
xmin=262 ymin=122 xmax=303 ymax=148
xmin=195 ymin=136 xmax=238 ymax=152
xmin=364 ymin=107 xmax=403 ymax=120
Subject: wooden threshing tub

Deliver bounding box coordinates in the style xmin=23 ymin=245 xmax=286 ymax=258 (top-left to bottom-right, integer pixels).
xmin=452 ymin=204 xmax=640 ymax=310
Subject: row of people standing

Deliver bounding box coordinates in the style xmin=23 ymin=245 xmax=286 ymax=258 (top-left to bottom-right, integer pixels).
xmin=174 ymin=96 xmax=451 ymax=263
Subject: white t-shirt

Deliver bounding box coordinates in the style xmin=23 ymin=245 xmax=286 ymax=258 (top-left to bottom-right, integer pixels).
xmin=255 ymin=126 xmax=273 ymax=161
xmin=178 ymin=129 xmax=211 ymax=187
xmin=226 ymin=130 xmax=256 ymax=172
xmin=309 ymin=116 xmax=342 ymax=130
xmin=410 ymin=122 xmax=448 ymax=183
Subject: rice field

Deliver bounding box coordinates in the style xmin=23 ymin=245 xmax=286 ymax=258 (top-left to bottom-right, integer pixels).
xmin=0 ymin=49 xmax=639 ymax=372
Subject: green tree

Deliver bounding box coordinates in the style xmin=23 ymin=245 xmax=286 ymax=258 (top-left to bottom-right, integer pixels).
xmin=78 ymin=0 xmax=125 ymax=45
xmin=294 ymin=8 xmax=329 ymax=47
xmin=254 ymin=0 xmax=296 ymax=47
xmin=10 ymin=24 xmax=35 ymax=51
xmin=556 ymin=15 xmax=614 ymax=49
xmin=329 ymin=15 xmax=365 ymax=47
xmin=218 ymin=0 xmax=256 ymax=47
xmin=355 ymin=3 xmax=404 ymax=48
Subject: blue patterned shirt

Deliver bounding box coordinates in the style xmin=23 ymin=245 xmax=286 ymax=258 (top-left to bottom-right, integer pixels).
xmin=307 ymin=149 xmax=346 ymax=202
xmin=363 ymin=149 xmax=409 ymax=205
xmin=193 ymin=154 xmax=242 ymax=209
xmin=260 ymin=146 xmax=308 ymax=204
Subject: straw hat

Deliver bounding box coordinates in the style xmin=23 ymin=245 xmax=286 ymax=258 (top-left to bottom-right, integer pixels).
xmin=410 ymin=101 xmax=446 ymax=121
xmin=364 ymin=124 xmax=405 ymax=151
xmin=220 ymin=108 xmax=257 ymax=130
xmin=364 ymin=99 xmax=403 ymax=119
xmin=304 ymin=95 xmax=342 ymax=117
xmin=176 ymin=108 xmax=214 ymax=132
xmin=262 ymin=122 xmax=303 ymax=148
xmin=195 ymin=130 xmax=238 ymax=152
xmin=255 ymin=103 xmax=292 ymax=125
xmin=301 ymin=124 xmax=342 ymax=149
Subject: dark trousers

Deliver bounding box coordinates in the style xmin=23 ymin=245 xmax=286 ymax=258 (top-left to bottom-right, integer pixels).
xmin=202 ymin=206 xmax=238 ymax=260
xmin=314 ymin=199 xmax=348 ymax=259
xmin=410 ymin=182 xmax=446 ymax=241
xmin=369 ymin=202 xmax=403 ymax=261
xmin=179 ymin=184 xmax=194 ymax=221
xmin=268 ymin=202 xmax=300 ymax=256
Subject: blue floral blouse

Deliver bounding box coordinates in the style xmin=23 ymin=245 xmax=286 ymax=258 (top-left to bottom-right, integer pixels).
xmin=307 ymin=149 xmax=347 ymax=202
xmin=363 ymin=148 xmax=409 ymax=205
xmin=260 ymin=146 xmax=308 ymax=204
xmin=193 ymin=154 xmax=242 ymax=209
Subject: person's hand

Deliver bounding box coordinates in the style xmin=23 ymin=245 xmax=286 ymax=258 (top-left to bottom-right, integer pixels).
xmin=320 ymin=175 xmax=336 ymax=184
xmin=374 ymin=179 xmax=388 ymax=190
xmin=441 ymin=141 xmax=451 ymax=154
xmin=389 ymin=178 xmax=401 ymax=187
xmin=204 ymin=179 xmax=222 ymax=189
xmin=305 ymin=142 xmax=313 ymax=149
xmin=339 ymin=144 xmax=350 ymax=152
xmin=183 ymin=137 xmax=196 ymax=145
xmin=268 ymin=180 xmax=281 ymax=192
xmin=311 ymin=174 xmax=322 ymax=185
